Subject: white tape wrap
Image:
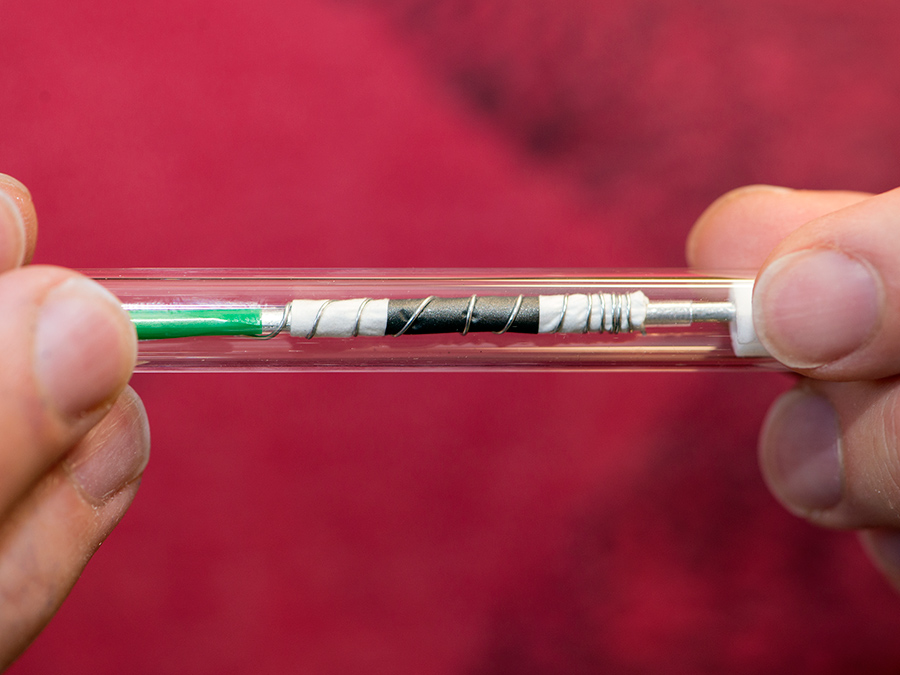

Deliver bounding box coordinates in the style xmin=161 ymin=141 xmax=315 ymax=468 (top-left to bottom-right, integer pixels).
xmin=538 ymin=292 xmax=647 ymax=334
xmin=289 ymin=298 xmax=389 ymax=338
xmin=729 ymin=281 xmax=769 ymax=357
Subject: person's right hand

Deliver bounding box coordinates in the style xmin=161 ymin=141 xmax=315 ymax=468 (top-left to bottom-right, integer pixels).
xmin=687 ymin=184 xmax=900 ymax=593
xmin=0 ymin=174 xmax=150 ymax=669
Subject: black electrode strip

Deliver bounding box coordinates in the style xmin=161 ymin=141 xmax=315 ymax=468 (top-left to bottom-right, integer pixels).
xmin=386 ymin=296 xmax=541 ymax=335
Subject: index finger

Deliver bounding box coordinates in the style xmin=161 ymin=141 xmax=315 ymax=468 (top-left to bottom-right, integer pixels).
xmin=686 ymin=185 xmax=870 ymax=271
xmin=0 ymin=174 xmax=38 ymax=270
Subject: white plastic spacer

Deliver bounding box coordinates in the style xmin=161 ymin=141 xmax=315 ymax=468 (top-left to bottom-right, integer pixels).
xmin=289 ymin=298 xmax=389 ymax=338
xmin=729 ymin=280 xmax=770 ymax=357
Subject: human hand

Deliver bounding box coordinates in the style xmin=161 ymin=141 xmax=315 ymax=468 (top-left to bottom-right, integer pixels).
xmin=0 ymin=174 xmax=149 ymax=668
xmin=687 ymin=185 xmax=900 ymax=592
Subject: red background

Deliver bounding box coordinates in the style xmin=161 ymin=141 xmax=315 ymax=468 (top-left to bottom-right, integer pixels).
xmin=4 ymin=1 xmax=900 ymax=672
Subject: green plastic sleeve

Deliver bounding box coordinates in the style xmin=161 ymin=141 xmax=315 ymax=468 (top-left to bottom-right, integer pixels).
xmin=127 ymin=308 xmax=264 ymax=340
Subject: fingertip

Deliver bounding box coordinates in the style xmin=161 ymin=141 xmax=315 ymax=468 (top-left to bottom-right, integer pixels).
xmin=687 ymin=185 xmax=870 ymax=271
xmin=859 ymin=530 xmax=900 ymax=593
xmin=759 ymin=388 xmax=844 ymax=518
xmin=753 ymin=249 xmax=881 ymax=370
xmin=687 ymin=185 xmax=795 ymax=270
xmin=0 ymin=173 xmax=32 ymax=200
xmin=751 ymin=187 xmax=900 ymax=379
xmin=0 ymin=267 xmax=139 ymax=515
xmin=65 ymin=387 xmax=150 ymax=504
xmin=34 ymin=274 xmax=138 ymax=418
xmin=0 ymin=174 xmax=38 ymax=266
xmin=0 ymin=191 xmax=26 ymax=271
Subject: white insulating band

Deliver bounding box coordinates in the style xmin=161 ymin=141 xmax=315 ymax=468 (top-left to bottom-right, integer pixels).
xmin=729 ymin=280 xmax=769 ymax=357
xmin=289 ymin=298 xmax=389 ymax=338
xmin=538 ymin=292 xmax=648 ymax=333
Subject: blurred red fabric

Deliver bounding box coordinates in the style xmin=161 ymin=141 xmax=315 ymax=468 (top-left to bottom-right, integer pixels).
xmin=3 ymin=1 xmax=900 ymax=672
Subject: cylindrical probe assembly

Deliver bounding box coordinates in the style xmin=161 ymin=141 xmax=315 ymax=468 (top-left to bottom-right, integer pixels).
xmin=87 ymin=269 xmax=773 ymax=372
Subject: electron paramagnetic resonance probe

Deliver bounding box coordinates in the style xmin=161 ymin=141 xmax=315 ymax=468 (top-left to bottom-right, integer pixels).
xmin=88 ymin=269 xmax=775 ymax=372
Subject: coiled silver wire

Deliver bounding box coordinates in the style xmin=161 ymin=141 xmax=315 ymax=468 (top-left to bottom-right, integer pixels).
xmin=253 ymin=303 xmax=292 ymax=340
xmin=265 ymin=292 xmax=639 ymax=340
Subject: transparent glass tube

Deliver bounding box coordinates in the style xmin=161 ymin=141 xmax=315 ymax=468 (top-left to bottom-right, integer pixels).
xmin=86 ymin=269 xmax=779 ymax=372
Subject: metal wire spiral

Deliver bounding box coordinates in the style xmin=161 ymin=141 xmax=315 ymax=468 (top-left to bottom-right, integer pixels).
xmin=253 ymin=302 xmax=292 ymax=340
xmin=289 ymin=292 xmax=646 ymax=339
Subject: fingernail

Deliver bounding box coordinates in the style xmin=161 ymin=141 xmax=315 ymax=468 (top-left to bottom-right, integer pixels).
xmin=35 ymin=277 xmax=136 ymax=417
xmin=0 ymin=190 xmax=26 ymax=268
xmin=67 ymin=389 xmax=150 ymax=501
xmin=754 ymin=249 xmax=879 ymax=368
xmin=760 ymin=390 xmax=843 ymax=513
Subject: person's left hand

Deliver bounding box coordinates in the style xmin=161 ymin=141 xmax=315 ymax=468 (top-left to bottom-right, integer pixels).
xmin=0 ymin=174 xmax=150 ymax=668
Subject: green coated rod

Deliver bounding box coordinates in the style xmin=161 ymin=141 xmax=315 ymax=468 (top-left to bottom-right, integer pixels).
xmin=127 ymin=308 xmax=265 ymax=340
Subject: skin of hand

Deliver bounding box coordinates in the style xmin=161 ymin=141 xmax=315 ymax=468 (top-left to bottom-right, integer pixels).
xmin=687 ymin=184 xmax=900 ymax=592
xmin=0 ymin=174 xmax=150 ymax=668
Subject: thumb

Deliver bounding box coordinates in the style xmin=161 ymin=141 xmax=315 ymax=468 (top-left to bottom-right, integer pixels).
xmin=753 ymin=186 xmax=900 ymax=380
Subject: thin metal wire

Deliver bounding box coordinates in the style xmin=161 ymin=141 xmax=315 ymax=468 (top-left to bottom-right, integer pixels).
xmin=582 ymin=294 xmax=593 ymax=334
xmin=279 ymin=291 xmax=652 ymax=340
xmin=597 ymin=293 xmax=606 ymax=334
xmin=461 ymin=294 xmax=477 ymax=335
xmin=494 ymin=295 xmax=524 ymax=334
xmin=610 ymin=294 xmax=620 ymax=334
xmin=306 ymin=300 xmax=333 ymax=339
xmin=394 ymin=296 xmax=436 ymax=337
xmin=252 ymin=303 xmax=292 ymax=340
xmin=551 ymin=294 xmax=569 ymax=333
xmin=623 ymin=293 xmax=632 ymax=333
xmin=351 ymin=298 xmax=372 ymax=338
